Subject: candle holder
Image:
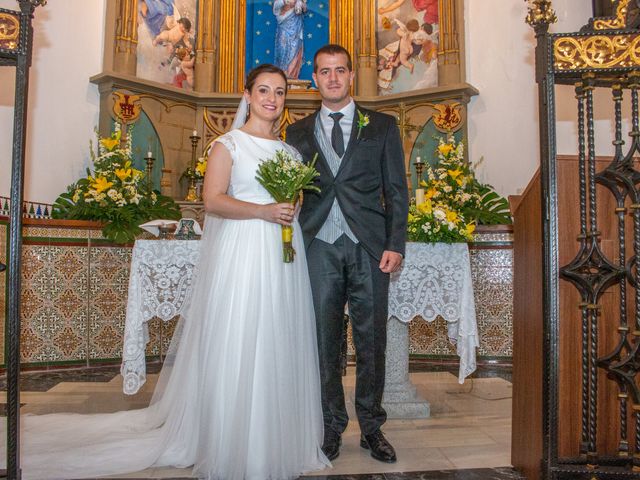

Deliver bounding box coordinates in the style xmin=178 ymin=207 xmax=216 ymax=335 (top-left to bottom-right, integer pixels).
xmin=144 ymin=152 xmax=155 ymax=196
xmin=414 ymin=159 xmax=425 ymax=184
xmin=185 ymin=132 xmax=201 ymax=202
xmin=414 ymin=158 xmax=425 ymax=204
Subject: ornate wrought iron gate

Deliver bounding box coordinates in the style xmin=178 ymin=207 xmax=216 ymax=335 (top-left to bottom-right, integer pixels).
xmin=530 ymin=0 xmax=640 ymax=478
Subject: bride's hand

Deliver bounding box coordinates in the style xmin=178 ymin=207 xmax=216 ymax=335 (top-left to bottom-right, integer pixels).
xmin=260 ymin=203 xmax=295 ymax=225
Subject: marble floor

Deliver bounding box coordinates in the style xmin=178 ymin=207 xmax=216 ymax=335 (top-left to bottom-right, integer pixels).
xmin=0 ymin=365 xmax=518 ymax=479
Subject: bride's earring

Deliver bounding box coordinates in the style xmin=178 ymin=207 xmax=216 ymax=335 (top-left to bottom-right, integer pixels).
xmin=246 ymin=102 xmax=251 ymax=121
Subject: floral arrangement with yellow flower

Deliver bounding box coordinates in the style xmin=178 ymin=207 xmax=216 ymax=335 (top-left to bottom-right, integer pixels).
xmin=52 ymin=123 xmax=181 ymax=243
xmin=408 ymin=135 xmax=511 ymax=243
xmin=182 ymin=156 xmax=207 ymax=181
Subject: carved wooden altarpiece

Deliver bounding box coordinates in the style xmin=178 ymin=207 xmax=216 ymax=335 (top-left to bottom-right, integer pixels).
xmin=92 ymin=0 xmax=477 ymax=202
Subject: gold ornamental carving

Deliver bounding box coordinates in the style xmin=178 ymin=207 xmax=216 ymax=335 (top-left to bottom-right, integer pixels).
xmin=429 ymin=102 xmax=462 ymax=131
xmin=280 ymin=108 xmax=315 ymax=134
xmin=525 ymin=0 xmax=557 ymax=27
xmin=593 ymin=0 xmax=629 ymax=30
xmin=203 ymin=108 xmax=238 ymax=139
xmin=330 ymin=0 xmax=355 ymax=68
xmin=112 ymin=91 xmax=142 ymax=124
xmin=0 ymin=12 xmax=19 ymax=51
xmin=554 ymin=34 xmax=640 ymax=70
xmin=218 ymin=1 xmax=239 ymax=92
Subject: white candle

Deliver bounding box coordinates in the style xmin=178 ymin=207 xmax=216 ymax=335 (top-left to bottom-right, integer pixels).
xmin=415 ymin=156 xmax=422 ymax=164
xmin=192 ymin=130 xmax=198 ymax=137
xmin=415 ymin=188 xmax=425 ymax=205
xmin=147 ymin=151 xmax=153 ymax=158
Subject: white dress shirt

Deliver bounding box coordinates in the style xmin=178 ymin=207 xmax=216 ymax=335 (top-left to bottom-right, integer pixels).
xmin=319 ymin=100 xmax=355 ymax=157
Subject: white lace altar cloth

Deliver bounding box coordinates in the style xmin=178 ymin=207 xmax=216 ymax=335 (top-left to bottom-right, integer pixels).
xmin=121 ymin=239 xmax=200 ymax=394
xmin=122 ymin=240 xmax=479 ymax=393
xmin=389 ymin=242 xmax=479 ymax=382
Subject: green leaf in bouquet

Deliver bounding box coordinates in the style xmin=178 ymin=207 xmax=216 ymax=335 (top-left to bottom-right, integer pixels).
xmin=463 ymin=185 xmax=512 ymax=225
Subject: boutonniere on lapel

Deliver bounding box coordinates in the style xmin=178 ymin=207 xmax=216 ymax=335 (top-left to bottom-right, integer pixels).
xmin=356 ymin=110 xmax=370 ymax=140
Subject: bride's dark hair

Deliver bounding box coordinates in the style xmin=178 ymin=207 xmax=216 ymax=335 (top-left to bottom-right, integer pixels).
xmin=245 ymin=64 xmax=288 ymax=93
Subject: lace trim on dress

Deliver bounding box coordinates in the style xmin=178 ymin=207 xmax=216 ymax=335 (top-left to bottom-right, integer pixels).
xmin=214 ymin=133 xmax=237 ymax=161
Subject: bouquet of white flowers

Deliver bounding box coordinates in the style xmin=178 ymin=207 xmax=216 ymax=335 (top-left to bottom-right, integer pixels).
xmin=255 ymin=149 xmax=320 ymax=262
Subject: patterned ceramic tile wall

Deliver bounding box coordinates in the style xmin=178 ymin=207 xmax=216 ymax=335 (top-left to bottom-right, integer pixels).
xmin=145 ymin=318 xmax=162 ymax=358
xmin=20 ymin=244 xmax=89 ymax=363
xmin=23 ymin=227 xmax=102 ymax=239
xmin=5 ymin=221 xmax=514 ymax=368
xmin=161 ymin=318 xmax=178 ymax=355
xmin=88 ymin=244 xmax=132 ymax=361
xmin=469 ymin=248 xmax=513 ymax=357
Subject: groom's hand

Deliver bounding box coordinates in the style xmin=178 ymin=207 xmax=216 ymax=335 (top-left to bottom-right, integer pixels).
xmin=379 ymin=250 xmax=403 ymax=273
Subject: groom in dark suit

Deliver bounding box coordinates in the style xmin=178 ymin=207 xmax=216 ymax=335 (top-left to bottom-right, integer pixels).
xmin=286 ymin=44 xmax=408 ymax=463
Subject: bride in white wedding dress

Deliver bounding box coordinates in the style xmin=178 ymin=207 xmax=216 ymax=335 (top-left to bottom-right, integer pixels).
xmin=2 ymin=64 xmax=330 ymax=480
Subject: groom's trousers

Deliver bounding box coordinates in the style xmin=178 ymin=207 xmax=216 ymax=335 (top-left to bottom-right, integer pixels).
xmin=306 ymin=234 xmax=389 ymax=436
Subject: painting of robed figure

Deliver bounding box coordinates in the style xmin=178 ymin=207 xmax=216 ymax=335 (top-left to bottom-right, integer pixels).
xmin=273 ymin=0 xmax=306 ymax=79
xmin=246 ymin=0 xmax=329 ymax=88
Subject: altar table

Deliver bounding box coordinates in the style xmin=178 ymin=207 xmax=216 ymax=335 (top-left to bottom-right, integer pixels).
xmin=122 ymin=240 xmax=478 ymax=394
xmin=388 ymin=242 xmax=479 ymax=383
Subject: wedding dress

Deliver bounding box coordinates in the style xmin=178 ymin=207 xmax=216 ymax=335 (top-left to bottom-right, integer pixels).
xmin=1 ymin=129 xmax=329 ymax=480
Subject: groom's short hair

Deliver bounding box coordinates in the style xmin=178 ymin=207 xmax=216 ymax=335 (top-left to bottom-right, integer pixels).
xmin=313 ymin=44 xmax=353 ymax=72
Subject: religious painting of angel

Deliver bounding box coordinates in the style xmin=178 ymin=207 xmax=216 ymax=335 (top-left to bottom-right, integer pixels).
xmin=376 ymin=0 xmax=439 ymax=95
xmin=246 ymin=0 xmax=329 ymax=88
xmin=136 ymin=0 xmax=197 ymax=91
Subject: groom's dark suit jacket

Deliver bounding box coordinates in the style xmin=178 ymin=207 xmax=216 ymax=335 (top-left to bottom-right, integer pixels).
xmin=286 ymin=105 xmax=409 ymax=261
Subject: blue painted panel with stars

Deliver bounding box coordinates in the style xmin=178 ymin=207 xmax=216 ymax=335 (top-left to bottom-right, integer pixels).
xmin=245 ymin=0 xmax=329 ymax=85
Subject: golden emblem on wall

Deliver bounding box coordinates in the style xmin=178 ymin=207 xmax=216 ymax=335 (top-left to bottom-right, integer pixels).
xmin=593 ymin=0 xmax=629 ymax=30
xmin=429 ymin=103 xmax=463 ymax=131
xmin=112 ymin=91 xmax=142 ymax=124
xmin=0 ymin=13 xmax=20 ymax=51
xmin=554 ymin=34 xmax=640 ymax=70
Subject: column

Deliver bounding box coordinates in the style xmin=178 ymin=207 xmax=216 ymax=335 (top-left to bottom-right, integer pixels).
xmin=113 ymin=0 xmax=138 ymax=75
xmin=437 ymin=0 xmax=462 ymax=85
xmin=356 ymin=0 xmax=378 ymax=96
xmin=194 ymin=0 xmax=218 ymax=92
xmin=382 ymin=317 xmax=430 ymax=418
xmin=218 ymin=0 xmax=242 ymax=92
xmin=329 ymin=0 xmax=356 ymax=70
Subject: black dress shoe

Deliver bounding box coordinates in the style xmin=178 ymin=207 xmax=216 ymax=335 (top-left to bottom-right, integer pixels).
xmin=322 ymin=428 xmax=342 ymax=461
xmin=360 ymin=430 xmax=397 ymax=463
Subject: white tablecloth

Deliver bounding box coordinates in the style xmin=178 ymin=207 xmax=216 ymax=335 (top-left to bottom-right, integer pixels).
xmin=389 ymin=242 xmax=479 ymax=382
xmin=121 ymin=240 xmax=200 ymax=394
xmin=122 ymin=240 xmax=479 ymax=393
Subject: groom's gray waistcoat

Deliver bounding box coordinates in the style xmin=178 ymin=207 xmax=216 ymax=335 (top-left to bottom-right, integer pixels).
xmin=313 ymin=116 xmax=358 ymax=245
